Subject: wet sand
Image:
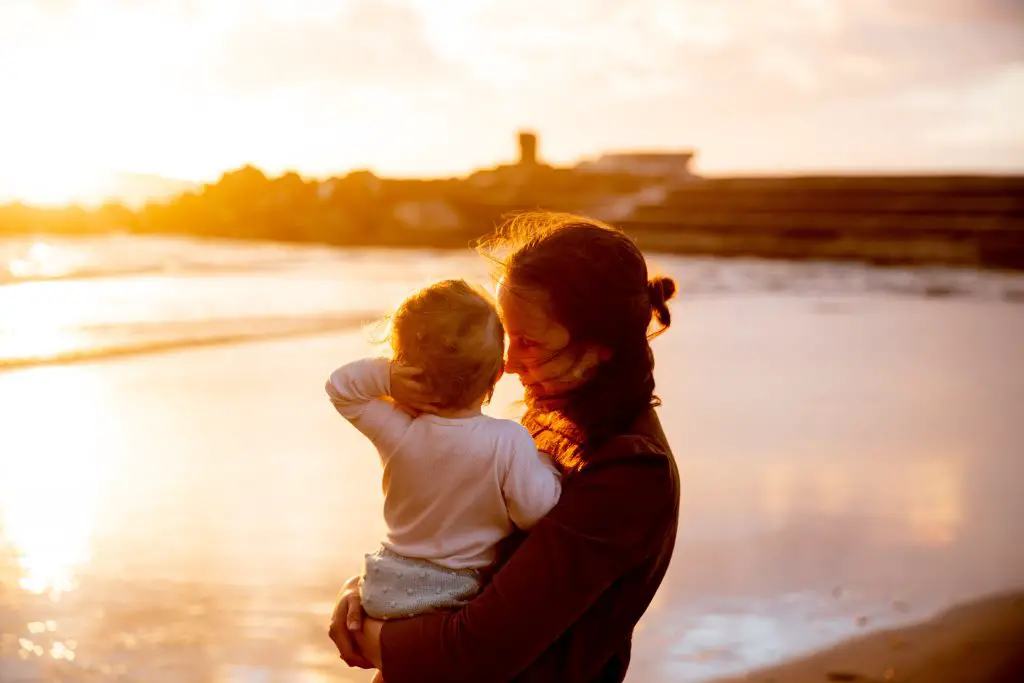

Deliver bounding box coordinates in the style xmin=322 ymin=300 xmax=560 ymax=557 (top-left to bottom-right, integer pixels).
xmin=713 ymin=591 xmax=1024 ymax=683
xmin=2 ymin=292 xmax=1024 ymax=681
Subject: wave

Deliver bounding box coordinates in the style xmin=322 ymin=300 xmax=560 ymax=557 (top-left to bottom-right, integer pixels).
xmin=664 ymin=257 xmax=1024 ymax=303
xmin=0 ymin=234 xmax=334 ymax=286
xmin=4 ymin=236 xmax=1024 ymax=302
xmin=0 ymin=312 xmax=376 ymax=373
xmin=0 ymin=259 xmax=319 ymax=287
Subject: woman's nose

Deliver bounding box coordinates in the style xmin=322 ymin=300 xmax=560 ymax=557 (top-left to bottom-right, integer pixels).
xmin=504 ymin=351 xmax=525 ymax=376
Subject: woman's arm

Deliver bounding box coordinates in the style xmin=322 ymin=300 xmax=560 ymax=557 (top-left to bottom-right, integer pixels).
xmin=325 ymin=358 xmax=411 ymax=452
xmin=378 ymin=452 xmax=675 ymax=683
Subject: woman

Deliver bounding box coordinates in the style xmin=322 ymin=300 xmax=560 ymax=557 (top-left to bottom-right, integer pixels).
xmin=329 ymin=212 xmax=680 ymax=682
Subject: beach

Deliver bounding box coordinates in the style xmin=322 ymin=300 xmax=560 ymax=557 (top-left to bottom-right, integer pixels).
xmin=712 ymin=592 xmax=1024 ymax=683
xmin=2 ymin=237 xmax=1024 ymax=682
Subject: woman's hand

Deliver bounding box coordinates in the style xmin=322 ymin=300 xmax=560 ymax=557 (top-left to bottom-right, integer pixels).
xmin=352 ymin=618 xmax=385 ymax=670
xmin=389 ymin=362 xmax=439 ymax=415
xmin=328 ymin=576 xmax=373 ymax=669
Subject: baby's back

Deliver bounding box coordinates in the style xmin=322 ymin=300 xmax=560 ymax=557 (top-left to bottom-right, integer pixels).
xmin=380 ymin=413 xmax=557 ymax=570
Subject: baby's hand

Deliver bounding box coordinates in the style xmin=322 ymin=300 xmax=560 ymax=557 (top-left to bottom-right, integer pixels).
xmin=389 ymin=362 xmax=439 ymax=414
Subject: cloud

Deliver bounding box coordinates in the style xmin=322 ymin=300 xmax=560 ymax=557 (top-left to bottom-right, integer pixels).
xmin=1 ymin=0 xmax=1022 ymax=176
xmin=209 ymin=2 xmax=459 ymax=96
xmin=912 ymin=63 xmax=1024 ymax=149
xmin=870 ymin=0 xmax=1024 ymax=26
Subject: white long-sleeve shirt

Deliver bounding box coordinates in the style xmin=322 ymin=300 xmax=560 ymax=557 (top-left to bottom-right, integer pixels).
xmin=326 ymin=358 xmax=562 ymax=570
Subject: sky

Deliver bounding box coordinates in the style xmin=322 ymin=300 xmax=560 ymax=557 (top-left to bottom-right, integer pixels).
xmin=0 ymin=0 xmax=1022 ymax=203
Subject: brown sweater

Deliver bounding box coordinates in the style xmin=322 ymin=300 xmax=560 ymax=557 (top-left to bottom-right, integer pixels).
xmin=379 ymin=408 xmax=680 ymax=682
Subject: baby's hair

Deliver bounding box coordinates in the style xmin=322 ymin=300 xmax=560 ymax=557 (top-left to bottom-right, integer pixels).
xmin=388 ymin=279 xmax=505 ymax=410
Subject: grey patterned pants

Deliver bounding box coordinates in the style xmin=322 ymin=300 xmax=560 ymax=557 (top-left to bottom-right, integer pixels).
xmin=359 ymin=546 xmax=483 ymax=620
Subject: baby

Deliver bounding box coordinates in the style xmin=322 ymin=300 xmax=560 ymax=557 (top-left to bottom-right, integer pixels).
xmin=325 ymin=279 xmax=562 ymax=625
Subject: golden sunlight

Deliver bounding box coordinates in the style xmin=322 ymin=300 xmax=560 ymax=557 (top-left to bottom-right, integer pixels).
xmin=7 ymin=242 xmax=71 ymax=279
xmin=0 ymin=4 xmax=173 ymax=205
xmin=0 ymin=167 xmax=108 ymax=208
xmin=0 ymin=277 xmax=93 ymax=363
xmin=904 ymin=457 xmax=964 ymax=547
xmin=0 ymin=367 xmax=113 ymax=597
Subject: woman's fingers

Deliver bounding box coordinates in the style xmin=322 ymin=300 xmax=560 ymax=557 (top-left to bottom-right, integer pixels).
xmin=328 ymin=581 xmax=373 ymax=669
xmin=345 ymin=594 xmax=363 ymax=631
xmin=352 ymin=619 xmax=385 ymax=669
xmin=328 ymin=618 xmax=373 ymax=668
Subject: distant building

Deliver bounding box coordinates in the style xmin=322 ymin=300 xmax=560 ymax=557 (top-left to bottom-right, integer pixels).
xmin=518 ymin=131 xmax=539 ymax=166
xmin=576 ymin=151 xmax=696 ymax=180
xmin=468 ymin=130 xmax=548 ymax=188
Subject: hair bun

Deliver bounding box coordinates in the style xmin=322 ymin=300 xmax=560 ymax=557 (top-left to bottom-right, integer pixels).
xmin=647 ymin=276 xmax=677 ymax=331
xmin=648 ymin=276 xmax=676 ymax=305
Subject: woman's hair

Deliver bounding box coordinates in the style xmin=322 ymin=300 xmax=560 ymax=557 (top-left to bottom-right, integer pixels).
xmin=388 ymin=279 xmax=505 ymax=410
xmin=480 ymin=212 xmax=677 ymax=469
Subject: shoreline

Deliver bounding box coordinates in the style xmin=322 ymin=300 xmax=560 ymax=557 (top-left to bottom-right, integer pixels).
xmin=3 ymin=228 xmax=1024 ymax=274
xmin=709 ymin=591 xmax=1024 ymax=683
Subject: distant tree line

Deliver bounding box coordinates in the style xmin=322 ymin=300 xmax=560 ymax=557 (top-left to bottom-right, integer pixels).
xmin=0 ymin=163 xmax=652 ymax=249
xmin=6 ymin=164 xmax=1020 ymax=269
xmin=0 ymin=166 xmax=454 ymax=246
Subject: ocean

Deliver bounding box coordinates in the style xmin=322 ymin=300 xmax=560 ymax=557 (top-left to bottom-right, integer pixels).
xmin=1 ymin=234 xmax=1023 ymax=682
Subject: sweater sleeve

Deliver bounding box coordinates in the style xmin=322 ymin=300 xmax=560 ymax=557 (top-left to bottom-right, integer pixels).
xmin=325 ymin=358 xmax=412 ymax=455
xmin=379 ymin=453 xmax=674 ymax=683
xmin=501 ymin=427 xmax=562 ymax=531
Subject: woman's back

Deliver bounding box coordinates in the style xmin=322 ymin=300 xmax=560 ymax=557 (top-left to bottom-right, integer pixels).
xmin=380 ymin=406 xmax=680 ymax=682
xmin=513 ymin=408 xmax=679 ymax=681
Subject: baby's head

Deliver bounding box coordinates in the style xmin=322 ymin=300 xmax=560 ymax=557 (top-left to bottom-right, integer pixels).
xmin=389 ymin=279 xmax=505 ymax=411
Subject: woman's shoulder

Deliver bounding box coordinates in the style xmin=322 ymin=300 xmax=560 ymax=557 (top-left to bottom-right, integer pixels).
xmin=590 ymin=408 xmax=674 ymax=463
xmin=557 ymin=414 xmax=679 ymax=543
xmin=574 ymin=409 xmax=677 ymax=495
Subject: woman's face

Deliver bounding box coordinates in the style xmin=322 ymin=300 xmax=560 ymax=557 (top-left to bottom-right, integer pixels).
xmin=497 ymin=278 xmax=601 ymax=402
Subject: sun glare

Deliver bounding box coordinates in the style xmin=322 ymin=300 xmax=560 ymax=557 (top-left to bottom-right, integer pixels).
xmin=0 ymin=367 xmax=113 ymax=598
xmin=0 ymin=164 xmax=109 ymax=207
xmin=0 ymin=245 xmax=96 ymax=362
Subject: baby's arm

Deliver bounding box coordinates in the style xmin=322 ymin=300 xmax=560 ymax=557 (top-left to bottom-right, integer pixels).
xmin=501 ymin=426 xmax=562 ymax=530
xmin=326 ymin=358 xmax=412 ymax=452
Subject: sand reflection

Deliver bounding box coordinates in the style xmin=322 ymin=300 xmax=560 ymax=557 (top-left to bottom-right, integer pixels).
xmin=904 ymin=457 xmax=963 ymax=547
xmin=756 ymin=455 xmax=963 ymax=547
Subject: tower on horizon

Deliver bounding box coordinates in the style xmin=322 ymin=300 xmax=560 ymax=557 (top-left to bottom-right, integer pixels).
xmin=517 ymin=131 xmax=538 ymax=166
